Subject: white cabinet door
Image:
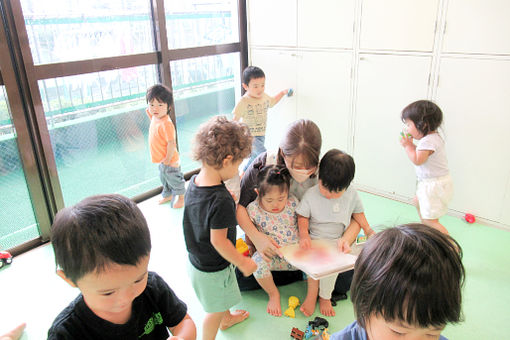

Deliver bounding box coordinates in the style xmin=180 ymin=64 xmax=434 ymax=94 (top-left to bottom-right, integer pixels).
xmin=248 ymin=0 xmax=297 ymax=47
xmin=298 ymin=0 xmax=355 ymax=49
xmin=296 ymin=51 xmax=353 ymax=153
xmin=250 ymin=48 xmax=298 ymax=151
xmin=353 ymin=54 xmax=432 ymax=197
xmin=442 ymin=0 xmax=510 ymax=54
xmin=435 ymin=58 xmax=510 ymax=222
xmin=360 ymin=0 xmax=439 ymax=52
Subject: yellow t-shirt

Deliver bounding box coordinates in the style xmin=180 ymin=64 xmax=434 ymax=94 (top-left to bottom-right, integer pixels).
xmin=232 ymin=93 xmax=276 ymax=136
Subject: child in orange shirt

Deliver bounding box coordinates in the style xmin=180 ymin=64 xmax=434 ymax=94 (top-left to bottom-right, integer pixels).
xmin=146 ymin=84 xmax=185 ymax=208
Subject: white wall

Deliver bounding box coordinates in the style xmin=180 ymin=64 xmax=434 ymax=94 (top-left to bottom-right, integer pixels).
xmin=246 ymin=0 xmax=510 ymax=229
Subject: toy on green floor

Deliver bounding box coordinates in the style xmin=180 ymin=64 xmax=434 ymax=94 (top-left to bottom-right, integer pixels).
xmin=0 ymin=250 xmax=13 ymax=268
xmin=304 ymin=317 xmax=330 ymax=339
xmin=464 ymin=213 xmax=475 ymax=224
xmin=309 ymin=316 xmax=328 ymax=329
xmin=304 ymin=324 xmax=317 ymax=339
xmin=320 ymin=328 xmax=330 ymax=340
xmin=284 ymin=296 xmax=300 ymax=318
xmin=287 ymin=88 xmax=294 ymax=97
xmin=236 ymin=238 xmax=249 ymax=256
xmin=290 ymin=327 xmax=304 ymax=339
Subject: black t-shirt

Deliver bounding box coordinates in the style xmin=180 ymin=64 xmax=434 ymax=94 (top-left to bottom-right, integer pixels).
xmin=47 ymin=272 xmax=187 ymax=340
xmin=183 ymin=175 xmax=237 ymax=272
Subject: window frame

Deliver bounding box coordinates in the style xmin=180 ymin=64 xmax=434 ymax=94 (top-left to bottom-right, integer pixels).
xmin=0 ymin=0 xmax=248 ymax=254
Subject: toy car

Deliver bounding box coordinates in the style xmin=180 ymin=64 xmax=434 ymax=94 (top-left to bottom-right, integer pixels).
xmin=0 ymin=251 xmax=13 ymax=268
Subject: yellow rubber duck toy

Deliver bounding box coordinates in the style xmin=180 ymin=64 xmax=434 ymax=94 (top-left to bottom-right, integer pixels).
xmin=284 ymin=296 xmax=300 ymax=318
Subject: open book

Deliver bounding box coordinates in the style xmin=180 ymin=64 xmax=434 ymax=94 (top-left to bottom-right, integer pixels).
xmin=280 ymin=240 xmax=357 ymax=280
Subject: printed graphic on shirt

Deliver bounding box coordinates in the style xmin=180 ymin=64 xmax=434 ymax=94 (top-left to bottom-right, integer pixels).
xmin=243 ymin=100 xmax=270 ymax=134
xmin=138 ymin=312 xmax=163 ymax=338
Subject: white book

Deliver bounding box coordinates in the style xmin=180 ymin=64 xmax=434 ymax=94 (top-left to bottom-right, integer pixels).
xmin=280 ymin=239 xmax=358 ymax=280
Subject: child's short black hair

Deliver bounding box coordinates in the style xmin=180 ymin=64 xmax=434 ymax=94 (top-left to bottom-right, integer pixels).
xmin=256 ymin=165 xmax=291 ymax=198
xmin=401 ymin=100 xmax=443 ymax=136
xmin=146 ymin=84 xmax=174 ymax=114
xmin=318 ymin=149 xmax=355 ymax=192
xmin=51 ymin=194 xmax=152 ymax=284
xmin=242 ymin=66 xmax=265 ymax=85
xmin=351 ymin=224 xmax=465 ymax=329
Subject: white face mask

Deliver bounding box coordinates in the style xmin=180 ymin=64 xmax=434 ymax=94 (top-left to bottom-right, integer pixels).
xmin=287 ymin=167 xmax=315 ymax=183
xmin=284 ymin=157 xmax=316 ymax=183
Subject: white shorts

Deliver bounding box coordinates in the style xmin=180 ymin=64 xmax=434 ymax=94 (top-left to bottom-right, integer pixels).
xmin=416 ymin=174 xmax=453 ymax=220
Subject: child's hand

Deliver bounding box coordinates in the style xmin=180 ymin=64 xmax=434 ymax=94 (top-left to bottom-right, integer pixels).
xmin=239 ymin=257 xmax=257 ymax=277
xmin=337 ymin=238 xmax=351 ymax=253
xmin=167 ymin=337 xmax=184 ymax=340
xmin=299 ymin=236 xmax=312 ymax=250
xmin=400 ymin=132 xmax=414 ymax=148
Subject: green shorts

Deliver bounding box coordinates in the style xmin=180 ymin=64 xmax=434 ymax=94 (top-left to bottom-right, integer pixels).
xmin=187 ymin=262 xmax=242 ymax=313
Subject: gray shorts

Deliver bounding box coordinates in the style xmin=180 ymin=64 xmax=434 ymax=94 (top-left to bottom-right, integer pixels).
xmin=159 ymin=163 xmax=185 ymax=198
xmin=187 ymin=262 xmax=242 ymax=313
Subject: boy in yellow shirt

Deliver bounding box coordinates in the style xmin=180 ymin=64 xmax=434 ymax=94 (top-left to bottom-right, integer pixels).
xmin=233 ymin=66 xmax=290 ymax=170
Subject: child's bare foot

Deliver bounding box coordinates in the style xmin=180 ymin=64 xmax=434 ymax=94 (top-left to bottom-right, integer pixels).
xmin=173 ymin=195 xmax=184 ymax=209
xmin=299 ymin=296 xmax=316 ymax=317
xmin=267 ymin=292 xmax=282 ymax=316
xmin=219 ymin=310 xmax=249 ymax=330
xmin=319 ymin=297 xmax=336 ymax=316
xmin=158 ymin=195 xmax=172 ymax=205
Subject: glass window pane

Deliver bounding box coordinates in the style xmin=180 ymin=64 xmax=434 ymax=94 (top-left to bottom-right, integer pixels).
xmin=172 ymin=52 xmax=239 ymax=173
xmin=0 ymin=87 xmax=40 ymax=249
xmin=165 ymin=0 xmax=239 ymax=49
xmin=20 ymin=0 xmax=153 ymax=64
xmin=40 ymin=65 xmax=160 ymax=205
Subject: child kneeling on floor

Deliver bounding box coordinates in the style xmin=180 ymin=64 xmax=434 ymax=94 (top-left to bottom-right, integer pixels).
xmin=48 ymin=194 xmax=196 ymax=340
xmin=330 ymin=223 xmax=465 ymax=340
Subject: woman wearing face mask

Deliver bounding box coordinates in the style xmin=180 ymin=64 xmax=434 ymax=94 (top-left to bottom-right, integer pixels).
xmin=237 ymin=120 xmax=360 ymax=297
xmin=237 ymin=119 xmax=322 ymax=261
xmin=236 ymin=120 xmax=333 ymax=292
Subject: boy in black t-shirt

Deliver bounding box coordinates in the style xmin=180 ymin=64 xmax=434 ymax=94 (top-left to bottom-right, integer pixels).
xmin=48 ymin=194 xmax=196 ymax=340
xmin=183 ymin=116 xmax=257 ymax=340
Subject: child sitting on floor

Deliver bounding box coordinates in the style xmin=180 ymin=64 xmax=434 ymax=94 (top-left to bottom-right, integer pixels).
xmin=330 ymin=223 xmax=464 ymax=340
xmin=297 ymin=149 xmax=374 ymax=317
xmin=246 ymin=165 xmax=299 ymax=317
xmin=48 ymin=194 xmax=196 ymax=340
